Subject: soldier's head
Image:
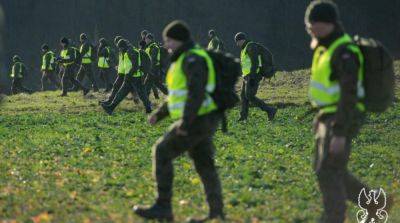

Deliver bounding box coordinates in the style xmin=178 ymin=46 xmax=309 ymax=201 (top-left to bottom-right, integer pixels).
xmin=60 ymin=37 xmax=69 ymax=48
xmin=208 ymin=29 xmax=216 ymax=39
xmin=41 ymin=44 xmax=49 ymax=53
xmin=234 ymin=32 xmax=247 ymax=48
xmin=80 ymin=33 xmax=88 ymax=43
xmin=99 ymin=38 xmax=107 ymax=46
xmin=12 ymin=55 xmax=20 ymax=62
xmin=141 ymin=30 xmax=149 ymax=40
xmin=305 ymin=0 xmax=339 ymax=39
xmin=145 ymin=33 xmax=154 ymax=45
xmin=117 ymin=39 xmax=128 ymax=52
xmin=114 ymin=35 xmax=123 ymax=46
xmin=163 ymin=20 xmax=191 ymax=53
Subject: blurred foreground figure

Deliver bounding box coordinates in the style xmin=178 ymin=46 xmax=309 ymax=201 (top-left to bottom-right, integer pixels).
xmin=305 ymin=1 xmax=394 ymax=222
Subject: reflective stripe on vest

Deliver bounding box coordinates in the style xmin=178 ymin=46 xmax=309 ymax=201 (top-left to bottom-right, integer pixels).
xmin=80 ymin=45 xmax=92 ymax=64
xmin=166 ymin=47 xmax=217 ymax=119
xmin=41 ymin=51 xmax=55 ymax=71
xmin=309 ymin=34 xmax=365 ymax=114
xmin=10 ymin=62 xmax=23 ymax=78
xmin=240 ymin=42 xmax=261 ymax=77
xmin=98 ymin=47 xmax=110 ymax=68
xmin=145 ymin=42 xmax=161 ymax=65
xmin=60 ymin=49 xmax=74 ymax=66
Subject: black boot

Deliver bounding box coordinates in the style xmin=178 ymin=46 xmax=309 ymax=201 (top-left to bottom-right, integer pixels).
xmin=133 ymin=203 xmax=174 ymax=222
xmin=83 ymin=88 xmax=90 ymax=96
xmin=101 ymin=103 xmax=114 ymax=115
xmin=268 ymin=108 xmax=277 ymax=121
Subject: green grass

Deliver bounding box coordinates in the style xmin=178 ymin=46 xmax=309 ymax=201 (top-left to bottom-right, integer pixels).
xmin=0 ymin=62 xmax=399 ymax=223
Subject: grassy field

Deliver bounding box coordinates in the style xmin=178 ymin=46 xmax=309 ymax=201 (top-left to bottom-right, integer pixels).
xmin=0 ymin=62 xmax=399 ymax=223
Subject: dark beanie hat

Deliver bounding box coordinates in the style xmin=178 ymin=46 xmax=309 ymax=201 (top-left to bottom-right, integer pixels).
xmin=163 ymin=20 xmax=191 ymax=42
xmin=305 ymin=0 xmax=340 ymax=24
xmin=60 ymin=37 xmax=69 ymax=44
xmin=117 ymin=39 xmax=128 ymax=49
xmin=234 ymin=32 xmax=247 ymax=42
xmin=41 ymin=44 xmax=49 ymax=50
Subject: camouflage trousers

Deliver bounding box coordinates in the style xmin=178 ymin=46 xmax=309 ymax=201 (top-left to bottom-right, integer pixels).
xmin=76 ymin=64 xmax=98 ymax=90
xmin=153 ymin=112 xmax=224 ymax=214
xmin=314 ymin=115 xmax=369 ymax=223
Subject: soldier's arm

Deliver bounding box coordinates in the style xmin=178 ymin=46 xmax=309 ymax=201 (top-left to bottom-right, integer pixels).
xmin=247 ymin=43 xmax=260 ymax=75
xmin=127 ymin=50 xmax=139 ymax=74
xmin=332 ymin=48 xmax=360 ymax=136
xmin=181 ymin=54 xmax=208 ymax=129
xmin=150 ymin=46 xmax=159 ymax=67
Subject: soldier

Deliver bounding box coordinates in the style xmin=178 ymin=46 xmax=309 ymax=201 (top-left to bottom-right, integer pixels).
xmin=76 ymin=33 xmax=98 ymax=92
xmin=133 ymin=20 xmax=225 ymax=223
xmin=40 ymin=44 xmax=60 ymax=91
xmin=144 ymin=33 xmax=168 ymax=99
xmin=10 ymin=55 xmax=32 ymax=94
xmin=99 ymin=36 xmax=124 ymax=105
xmin=235 ymin=32 xmax=277 ymax=122
xmin=97 ymin=38 xmax=114 ymax=92
xmin=207 ymin=29 xmax=224 ymax=51
xmin=57 ymin=37 xmax=89 ymax=97
xmin=305 ymin=1 xmax=393 ymax=222
xmin=100 ymin=39 xmax=152 ymax=114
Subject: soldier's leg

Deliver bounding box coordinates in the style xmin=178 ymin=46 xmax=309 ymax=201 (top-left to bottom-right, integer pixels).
xmin=315 ymin=119 xmax=349 ymax=223
xmin=189 ymin=138 xmax=224 ymax=217
xmin=85 ymin=65 xmax=98 ymax=91
xmin=11 ymin=78 xmax=19 ymax=94
xmin=239 ymin=80 xmax=249 ymax=120
xmin=67 ymin=66 xmax=89 ymax=94
xmin=76 ymin=65 xmax=85 ymax=82
xmin=48 ymin=71 xmax=61 ymax=89
xmin=61 ymin=67 xmax=69 ymax=95
xmin=152 ymin=127 xmax=187 ymax=206
xmin=106 ymin=74 xmax=124 ymax=103
xmin=106 ymin=76 xmax=132 ymax=111
xmin=132 ymin=76 xmax=152 ymax=113
xmin=153 ymin=73 xmax=168 ymax=96
xmin=246 ymin=78 xmax=276 ymax=116
xmin=41 ymin=72 xmax=47 ymax=91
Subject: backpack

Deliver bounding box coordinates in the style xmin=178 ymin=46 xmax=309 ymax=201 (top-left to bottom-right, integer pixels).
xmin=351 ymin=36 xmax=395 ymax=113
xmin=256 ymin=43 xmax=276 ymax=79
xmin=207 ymin=51 xmax=241 ymax=132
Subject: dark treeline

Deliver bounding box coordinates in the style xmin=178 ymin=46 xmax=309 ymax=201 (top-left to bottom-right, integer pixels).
xmin=0 ymin=0 xmax=399 ymax=93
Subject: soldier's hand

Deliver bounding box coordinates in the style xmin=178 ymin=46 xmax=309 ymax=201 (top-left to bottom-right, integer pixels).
xmin=148 ymin=115 xmax=158 ymax=125
xmin=329 ymin=136 xmax=346 ymax=156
